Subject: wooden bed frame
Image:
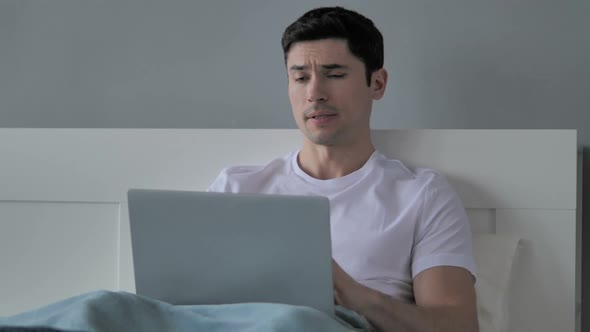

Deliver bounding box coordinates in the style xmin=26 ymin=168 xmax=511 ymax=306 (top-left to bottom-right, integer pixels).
xmin=0 ymin=129 xmax=580 ymax=331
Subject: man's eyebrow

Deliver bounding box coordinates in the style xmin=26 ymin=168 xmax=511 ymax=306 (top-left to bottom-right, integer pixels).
xmin=289 ymin=65 xmax=307 ymax=71
xmin=289 ymin=64 xmax=349 ymax=71
xmin=321 ymin=64 xmax=349 ymax=70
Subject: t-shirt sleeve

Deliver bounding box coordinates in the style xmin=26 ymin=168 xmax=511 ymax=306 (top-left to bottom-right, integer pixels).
xmin=411 ymin=172 xmax=476 ymax=279
xmin=206 ymin=168 xmax=232 ymax=193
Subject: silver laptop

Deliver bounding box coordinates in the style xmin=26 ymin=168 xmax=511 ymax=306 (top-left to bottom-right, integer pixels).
xmin=127 ymin=189 xmax=334 ymax=316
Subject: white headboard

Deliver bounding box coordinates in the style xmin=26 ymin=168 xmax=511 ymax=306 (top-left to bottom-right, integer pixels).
xmin=0 ymin=129 xmax=580 ymax=332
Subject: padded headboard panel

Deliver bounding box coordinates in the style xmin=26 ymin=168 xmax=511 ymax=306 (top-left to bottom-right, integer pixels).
xmin=0 ymin=129 xmax=579 ymax=332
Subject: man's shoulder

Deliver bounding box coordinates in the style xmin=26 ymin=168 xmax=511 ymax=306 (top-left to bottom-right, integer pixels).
xmin=207 ymin=152 xmax=295 ymax=192
xmin=375 ymin=152 xmax=447 ymax=184
xmin=217 ymin=165 xmax=266 ymax=177
xmin=220 ymin=152 xmax=293 ymax=178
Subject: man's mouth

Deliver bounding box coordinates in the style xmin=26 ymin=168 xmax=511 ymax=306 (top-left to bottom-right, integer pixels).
xmin=305 ymin=105 xmax=339 ymax=122
xmin=310 ymin=114 xmax=337 ymax=120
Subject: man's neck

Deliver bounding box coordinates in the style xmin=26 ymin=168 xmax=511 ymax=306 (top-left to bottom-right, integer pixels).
xmin=297 ymin=139 xmax=375 ymax=180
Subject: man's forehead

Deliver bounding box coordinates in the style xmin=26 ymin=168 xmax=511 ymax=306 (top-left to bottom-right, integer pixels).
xmin=286 ymin=39 xmax=356 ymax=67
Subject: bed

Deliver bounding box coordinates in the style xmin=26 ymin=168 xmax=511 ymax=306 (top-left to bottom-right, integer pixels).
xmin=0 ymin=129 xmax=580 ymax=332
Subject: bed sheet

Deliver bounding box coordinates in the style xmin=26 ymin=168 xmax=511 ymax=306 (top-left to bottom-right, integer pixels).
xmin=0 ymin=290 xmax=372 ymax=332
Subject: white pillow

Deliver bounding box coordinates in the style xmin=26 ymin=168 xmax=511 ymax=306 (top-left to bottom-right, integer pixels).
xmin=472 ymin=233 xmax=521 ymax=332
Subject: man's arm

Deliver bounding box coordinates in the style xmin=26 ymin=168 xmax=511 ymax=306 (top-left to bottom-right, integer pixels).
xmin=333 ymin=261 xmax=479 ymax=332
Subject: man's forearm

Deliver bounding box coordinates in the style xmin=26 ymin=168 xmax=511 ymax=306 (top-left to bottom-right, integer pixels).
xmin=357 ymin=289 xmax=479 ymax=332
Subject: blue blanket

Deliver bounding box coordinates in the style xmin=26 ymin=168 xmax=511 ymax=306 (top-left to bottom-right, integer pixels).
xmin=0 ymin=291 xmax=373 ymax=332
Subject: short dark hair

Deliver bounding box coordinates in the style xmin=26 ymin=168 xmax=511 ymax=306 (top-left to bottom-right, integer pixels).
xmin=281 ymin=7 xmax=384 ymax=86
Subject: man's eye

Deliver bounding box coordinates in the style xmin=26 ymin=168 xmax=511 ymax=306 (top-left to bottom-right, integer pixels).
xmin=328 ymin=74 xmax=346 ymax=79
xmin=294 ymin=77 xmax=308 ymax=83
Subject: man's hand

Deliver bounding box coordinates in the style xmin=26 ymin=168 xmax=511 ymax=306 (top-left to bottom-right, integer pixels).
xmin=332 ymin=259 xmax=378 ymax=312
xmin=331 ymin=259 xmax=479 ymax=332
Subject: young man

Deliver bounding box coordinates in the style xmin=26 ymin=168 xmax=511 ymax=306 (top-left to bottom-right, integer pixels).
xmin=209 ymin=7 xmax=479 ymax=332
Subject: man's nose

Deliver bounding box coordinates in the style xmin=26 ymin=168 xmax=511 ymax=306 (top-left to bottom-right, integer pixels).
xmin=306 ymin=77 xmax=328 ymax=103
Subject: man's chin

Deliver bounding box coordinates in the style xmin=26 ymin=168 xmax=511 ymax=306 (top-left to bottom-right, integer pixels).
xmin=305 ymin=132 xmax=341 ymax=146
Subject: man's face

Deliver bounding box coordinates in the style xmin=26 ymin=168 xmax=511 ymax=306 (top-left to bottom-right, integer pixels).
xmin=286 ymin=39 xmax=385 ymax=146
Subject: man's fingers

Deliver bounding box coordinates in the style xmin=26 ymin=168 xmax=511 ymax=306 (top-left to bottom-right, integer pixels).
xmin=334 ymin=289 xmax=341 ymax=304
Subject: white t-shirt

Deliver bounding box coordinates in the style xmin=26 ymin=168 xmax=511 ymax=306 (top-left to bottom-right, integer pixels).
xmin=208 ymin=150 xmax=476 ymax=303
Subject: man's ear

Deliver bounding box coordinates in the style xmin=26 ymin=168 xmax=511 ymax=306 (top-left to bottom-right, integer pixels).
xmin=371 ymin=68 xmax=388 ymax=100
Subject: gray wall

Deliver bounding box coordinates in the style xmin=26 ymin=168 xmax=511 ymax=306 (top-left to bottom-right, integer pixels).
xmin=1 ymin=0 xmax=588 ymax=327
